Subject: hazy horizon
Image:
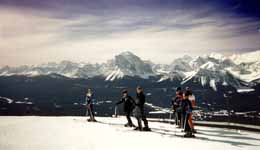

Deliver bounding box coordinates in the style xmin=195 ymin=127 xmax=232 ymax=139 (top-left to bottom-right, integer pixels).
xmin=1 ymin=49 xmax=260 ymax=68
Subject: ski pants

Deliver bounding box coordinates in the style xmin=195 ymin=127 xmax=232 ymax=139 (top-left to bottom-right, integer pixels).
xmin=189 ymin=113 xmax=194 ymax=129
xmin=87 ymin=104 xmax=95 ymax=120
xmin=125 ymin=110 xmax=133 ymax=125
xmin=184 ymin=113 xmax=191 ymax=132
xmin=136 ymin=107 xmax=149 ymax=129
xmin=175 ymin=111 xmax=181 ymax=126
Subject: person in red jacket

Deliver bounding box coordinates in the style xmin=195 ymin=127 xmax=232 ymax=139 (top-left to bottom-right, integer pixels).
xmin=182 ymin=91 xmax=195 ymax=137
xmin=186 ymin=87 xmax=196 ymax=133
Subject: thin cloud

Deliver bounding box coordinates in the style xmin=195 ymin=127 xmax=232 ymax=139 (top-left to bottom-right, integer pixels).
xmin=0 ymin=0 xmax=260 ymax=66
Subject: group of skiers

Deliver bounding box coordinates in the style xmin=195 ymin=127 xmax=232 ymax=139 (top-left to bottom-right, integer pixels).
xmin=172 ymin=86 xmax=196 ymax=137
xmin=116 ymin=87 xmax=151 ymax=131
xmin=85 ymin=86 xmax=196 ymax=137
xmin=85 ymin=86 xmax=151 ymax=131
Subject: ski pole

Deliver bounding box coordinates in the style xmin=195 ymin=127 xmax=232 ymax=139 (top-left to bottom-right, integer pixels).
xmin=184 ymin=112 xmax=188 ymax=132
xmin=114 ymin=106 xmax=118 ymax=117
xmin=174 ymin=111 xmax=177 ymax=135
xmin=89 ymin=106 xmax=94 ymax=120
xmin=175 ymin=111 xmax=178 ymax=126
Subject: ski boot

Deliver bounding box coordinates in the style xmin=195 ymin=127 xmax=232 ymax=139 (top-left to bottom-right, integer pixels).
xmin=143 ymin=127 xmax=152 ymax=131
xmin=184 ymin=132 xmax=195 ymax=138
xmin=134 ymin=127 xmax=143 ymax=131
xmin=191 ymin=128 xmax=197 ymax=133
xmin=87 ymin=118 xmax=97 ymax=122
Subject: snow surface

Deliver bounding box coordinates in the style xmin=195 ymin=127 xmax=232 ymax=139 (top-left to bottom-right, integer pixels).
xmin=230 ymin=50 xmax=260 ymax=64
xmin=200 ymin=61 xmax=216 ymax=70
xmin=237 ymin=88 xmax=255 ymax=93
xmin=209 ymin=52 xmax=226 ymax=61
xmin=0 ymin=96 xmax=14 ymax=104
xmin=181 ymin=71 xmax=197 ymax=85
xmin=209 ymin=79 xmax=217 ymax=91
xmin=0 ymin=116 xmax=260 ymax=150
xmin=105 ymin=68 xmax=124 ymax=81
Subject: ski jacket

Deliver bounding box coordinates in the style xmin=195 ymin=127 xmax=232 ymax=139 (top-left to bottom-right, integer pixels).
xmin=181 ymin=98 xmax=193 ymax=113
xmin=135 ymin=92 xmax=146 ymax=108
xmin=116 ymin=95 xmax=135 ymax=112
xmin=86 ymin=94 xmax=94 ymax=105
xmin=188 ymin=94 xmax=196 ymax=108
xmin=172 ymin=96 xmax=182 ymax=111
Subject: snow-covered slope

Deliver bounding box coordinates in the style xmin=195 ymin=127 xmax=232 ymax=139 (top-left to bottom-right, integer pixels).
xmin=0 ymin=116 xmax=259 ymax=150
xmin=230 ymin=50 xmax=260 ymax=64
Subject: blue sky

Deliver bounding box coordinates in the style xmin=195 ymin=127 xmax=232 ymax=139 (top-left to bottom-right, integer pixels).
xmin=0 ymin=0 xmax=260 ymax=66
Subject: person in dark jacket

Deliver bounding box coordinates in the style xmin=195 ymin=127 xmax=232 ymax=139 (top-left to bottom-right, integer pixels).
xmin=133 ymin=86 xmax=151 ymax=131
xmin=86 ymin=88 xmax=96 ymax=122
xmin=172 ymin=90 xmax=182 ymax=126
xmin=181 ymin=91 xmax=194 ymax=137
xmin=116 ymin=90 xmax=135 ymax=127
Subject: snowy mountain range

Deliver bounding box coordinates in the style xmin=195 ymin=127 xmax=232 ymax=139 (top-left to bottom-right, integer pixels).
xmin=1 ymin=50 xmax=260 ymax=91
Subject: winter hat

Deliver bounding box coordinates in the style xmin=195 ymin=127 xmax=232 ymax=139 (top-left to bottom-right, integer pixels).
xmin=122 ymin=89 xmax=128 ymax=94
xmin=176 ymin=87 xmax=182 ymax=91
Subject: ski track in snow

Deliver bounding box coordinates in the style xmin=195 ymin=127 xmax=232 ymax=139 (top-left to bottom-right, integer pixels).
xmin=0 ymin=116 xmax=260 ymax=150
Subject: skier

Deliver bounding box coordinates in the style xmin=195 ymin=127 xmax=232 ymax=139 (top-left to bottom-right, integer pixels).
xmin=181 ymin=91 xmax=195 ymax=137
xmin=186 ymin=87 xmax=196 ymax=133
xmin=86 ymin=88 xmax=96 ymax=122
xmin=171 ymin=88 xmax=182 ymax=126
xmin=116 ymin=90 xmax=135 ymax=127
xmin=133 ymin=86 xmax=151 ymax=131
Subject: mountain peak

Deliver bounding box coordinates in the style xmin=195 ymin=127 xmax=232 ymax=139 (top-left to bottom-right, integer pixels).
xmin=118 ymin=51 xmax=137 ymax=57
xmin=208 ymin=52 xmax=226 ymax=61
xmin=114 ymin=51 xmax=141 ymax=64
xmin=107 ymin=51 xmax=155 ymax=80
